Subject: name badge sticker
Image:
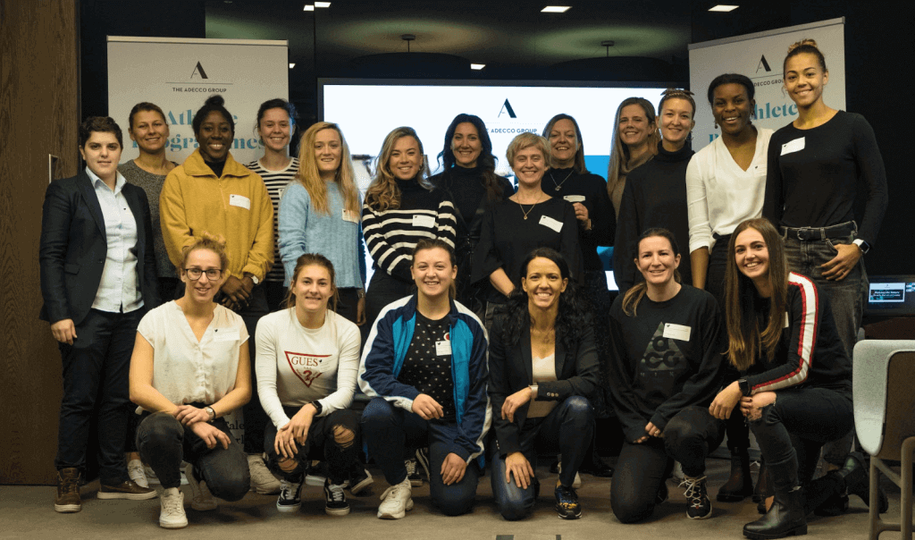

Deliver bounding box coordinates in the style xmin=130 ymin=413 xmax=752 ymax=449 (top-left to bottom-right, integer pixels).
xmin=563 ymin=195 xmax=586 ymax=203
xmin=539 ymin=215 xmax=563 ymax=233
xmin=781 ymin=137 xmax=805 ymax=156
xmin=342 ymin=209 xmax=359 ymax=223
xmin=213 ymin=327 xmax=240 ymax=342
xmin=435 ymin=340 xmax=452 ymax=356
xmin=229 ymin=194 xmax=251 ymax=210
xmin=412 ymin=214 xmax=435 ymax=229
xmin=662 ymin=323 xmax=692 ymax=341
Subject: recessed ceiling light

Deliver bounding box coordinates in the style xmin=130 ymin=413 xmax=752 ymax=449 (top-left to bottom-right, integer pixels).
xmin=314 ymin=1 xmax=331 ymax=7
xmin=541 ymin=6 xmax=571 ymax=13
xmin=470 ymin=63 xmax=486 ymax=70
xmin=303 ymin=4 xmax=315 ymax=11
xmin=709 ymin=4 xmax=739 ymax=12
xmin=289 ymin=63 xmax=296 ymax=69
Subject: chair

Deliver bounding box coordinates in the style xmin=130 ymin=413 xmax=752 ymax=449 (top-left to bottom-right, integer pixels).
xmin=853 ymin=340 xmax=915 ymax=540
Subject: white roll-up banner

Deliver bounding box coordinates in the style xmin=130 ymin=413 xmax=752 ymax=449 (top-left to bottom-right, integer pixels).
xmin=107 ymin=36 xmax=289 ymax=165
xmin=689 ymin=18 xmax=845 ymax=147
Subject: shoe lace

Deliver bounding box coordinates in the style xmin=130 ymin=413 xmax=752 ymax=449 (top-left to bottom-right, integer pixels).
xmin=679 ymin=476 xmax=707 ymax=507
xmin=280 ymin=481 xmax=300 ymax=501
xmin=381 ymin=482 xmax=408 ymax=504
xmin=162 ymin=492 xmax=183 ymax=514
xmin=556 ymin=486 xmax=578 ymax=507
xmin=60 ymin=473 xmax=79 ymax=494
xmin=405 ymin=459 xmax=417 ymax=476
xmin=326 ymin=482 xmax=346 ymax=503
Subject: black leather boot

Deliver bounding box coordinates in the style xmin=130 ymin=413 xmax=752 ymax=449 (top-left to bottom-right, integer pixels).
xmin=743 ymin=486 xmax=807 ymax=540
xmin=753 ymin=459 xmax=770 ymax=503
xmin=838 ymin=452 xmax=889 ymax=514
xmin=718 ymin=447 xmax=753 ymax=502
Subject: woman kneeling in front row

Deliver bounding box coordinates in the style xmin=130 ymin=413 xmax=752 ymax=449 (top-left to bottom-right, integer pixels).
xmin=609 ymin=228 xmax=726 ymax=523
xmin=129 ymin=235 xmax=251 ymax=529
xmin=489 ymin=248 xmax=598 ymax=521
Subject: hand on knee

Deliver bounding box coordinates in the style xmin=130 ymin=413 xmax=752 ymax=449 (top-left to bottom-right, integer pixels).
xmin=742 ymin=392 xmax=776 ymax=422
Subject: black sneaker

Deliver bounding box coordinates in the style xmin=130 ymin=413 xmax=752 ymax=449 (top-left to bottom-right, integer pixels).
xmin=681 ymin=475 xmax=712 ymax=520
xmin=554 ymin=485 xmax=582 ymax=520
xmin=405 ymin=458 xmax=423 ymax=487
xmin=347 ymin=465 xmax=374 ymax=495
xmin=324 ymin=478 xmax=350 ymax=516
xmin=276 ymin=478 xmax=303 ymax=513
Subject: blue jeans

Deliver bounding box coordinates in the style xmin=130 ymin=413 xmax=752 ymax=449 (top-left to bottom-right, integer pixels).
xmin=490 ymin=396 xmax=595 ymax=521
xmin=361 ymin=398 xmax=480 ymax=516
xmin=136 ymin=412 xmax=250 ymax=500
xmin=782 ymin=222 xmax=864 ymax=465
xmin=610 ymin=406 xmax=724 ymax=524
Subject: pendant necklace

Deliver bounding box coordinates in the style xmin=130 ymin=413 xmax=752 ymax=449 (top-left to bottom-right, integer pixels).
xmin=549 ymin=169 xmax=574 ymax=192
xmin=518 ymin=192 xmax=544 ymax=220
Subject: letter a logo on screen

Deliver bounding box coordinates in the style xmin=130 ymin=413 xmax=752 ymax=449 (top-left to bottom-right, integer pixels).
xmin=756 ymin=55 xmax=771 ymax=73
xmin=190 ymin=61 xmax=209 ymax=80
xmin=498 ymin=99 xmax=517 ymax=118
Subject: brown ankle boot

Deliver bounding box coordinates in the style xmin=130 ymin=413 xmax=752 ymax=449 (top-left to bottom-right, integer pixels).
xmin=55 ymin=467 xmax=81 ymax=513
xmin=718 ymin=448 xmax=753 ymax=502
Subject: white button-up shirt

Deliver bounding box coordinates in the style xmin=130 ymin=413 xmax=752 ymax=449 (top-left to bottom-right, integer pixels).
xmin=87 ymin=167 xmax=143 ymax=313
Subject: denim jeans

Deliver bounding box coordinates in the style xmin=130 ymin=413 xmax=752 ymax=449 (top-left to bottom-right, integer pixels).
xmin=490 ymin=396 xmax=594 ymax=521
xmin=610 ymin=406 xmax=724 ymax=524
xmin=782 ymin=222 xmax=865 ymax=465
xmin=748 ymin=386 xmax=853 ymax=510
xmin=263 ymin=407 xmax=359 ymax=484
xmin=361 ymin=398 xmax=480 ymax=516
xmin=136 ymin=412 xmax=250 ymax=500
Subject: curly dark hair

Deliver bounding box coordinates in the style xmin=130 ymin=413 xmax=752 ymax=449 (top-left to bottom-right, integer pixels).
xmin=498 ymin=248 xmax=589 ymax=352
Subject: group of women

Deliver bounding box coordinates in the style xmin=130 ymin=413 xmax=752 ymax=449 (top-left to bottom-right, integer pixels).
xmin=39 ymin=38 xmax=887 ymax=538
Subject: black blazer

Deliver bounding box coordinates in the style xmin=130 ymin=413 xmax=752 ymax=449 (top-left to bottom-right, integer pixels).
xmin=39 ymin=171 xmax=160 ymax=325
xmin=488 ymin=314 xmax=600 ymax=457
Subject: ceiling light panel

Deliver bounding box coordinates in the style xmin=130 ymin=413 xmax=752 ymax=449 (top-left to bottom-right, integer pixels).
xmin=709 ymin=5 xmax=739 ymax=12
xmin=541 ymin=6 xmax=571 ymax=13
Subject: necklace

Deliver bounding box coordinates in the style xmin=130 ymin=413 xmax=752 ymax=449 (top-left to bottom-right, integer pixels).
xmin=517 ymin=192 xmax=544 ymax=220
xmin=549 ymin=169 xmax=574 ymax=192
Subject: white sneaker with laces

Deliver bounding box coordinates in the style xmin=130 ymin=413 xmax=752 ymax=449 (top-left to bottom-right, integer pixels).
xmin=248 ymin=454 xmax=281 ymax=494
xmin=377 ymin=477 xmax=413 ymax=519
xmin=184 ymin=463 xmax=217 ymax=511
xmin=159 ymin=487 xmax=188 ymax=529
xmin=128 ymin=459 xmax=149 ymax=489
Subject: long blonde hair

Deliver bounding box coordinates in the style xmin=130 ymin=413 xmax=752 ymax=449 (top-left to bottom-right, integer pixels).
xmin=296 ymin=122 xmax=360 ymax=215
xmin=606 ymin=97 xmax=659 ymax=201
xmin=364 ymin=127 xmax=431 ymax=212
xmin=725 ymin=219 xmax=789 ymax=371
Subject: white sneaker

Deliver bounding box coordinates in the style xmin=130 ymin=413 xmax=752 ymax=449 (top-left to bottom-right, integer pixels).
xmin=159 ymin=487 xmax=188 ymax=529
xmin=248 ymin=454 xmax=281 ymax=494
xmin=184 ymin=463 xmax=217 ymax=511
xmin=377 ymin=477 xmax=413 ymax=519
xmin=128 ymin=459 xmax=149 ymax=489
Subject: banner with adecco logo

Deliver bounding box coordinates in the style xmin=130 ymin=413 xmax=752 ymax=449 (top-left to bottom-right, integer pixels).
xmin=688 ymin=18 xmax=845 ymax=147
xmin=107 ymin=36 xmax=288 ymax=165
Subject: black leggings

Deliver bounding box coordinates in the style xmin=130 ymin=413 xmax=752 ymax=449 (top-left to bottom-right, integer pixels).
xmin=611 ymin=406 xmax=724 ymax=524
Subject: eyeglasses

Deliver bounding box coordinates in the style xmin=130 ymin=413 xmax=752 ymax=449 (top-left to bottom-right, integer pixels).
xmin=185 ymin=267 xmax=222 ymax=281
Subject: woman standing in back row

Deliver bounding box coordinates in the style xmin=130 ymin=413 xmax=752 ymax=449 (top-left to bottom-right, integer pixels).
xmin=763 ymin=39 xmax=888 ymax=488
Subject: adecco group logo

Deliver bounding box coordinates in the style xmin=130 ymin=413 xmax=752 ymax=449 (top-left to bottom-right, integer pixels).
xmin=169 ymin=60 xmax=229 ymax=94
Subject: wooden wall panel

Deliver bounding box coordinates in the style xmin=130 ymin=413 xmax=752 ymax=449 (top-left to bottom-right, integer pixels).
xmin=0 ymin=0 xmax=79 ymax=484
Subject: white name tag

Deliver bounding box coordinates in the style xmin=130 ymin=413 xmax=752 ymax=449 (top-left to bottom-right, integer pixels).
xmin=342 ymin=209 xmax=359 ymax=223
xmin=229 ymin=194 xmax=251 ymax=210
xmin=213 ymin=327 xmax=240 ymax=341
xmin=412 ymin=214 xmax=435 ymax=229
xmin=539 ymin=215 xmax=563 ymax=233
xmin=784 ymin=312 xmax=790 ymax=328
xmin=435 ymin=339 xmax=452 ymax=356
xmin=781 ymin=137 xmax=805 ymax=156
xmin=663 ymin=323 xmax=691 ymax=341
xmin=563 ymin=195 xmax=586 ymax=203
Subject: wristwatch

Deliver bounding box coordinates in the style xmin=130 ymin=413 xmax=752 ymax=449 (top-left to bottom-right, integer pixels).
xmin=528 ymin=384 xmax=539 ymax=399
xmin=309 ymin=401 xmax=323 ymax=415
xmin=737 ymin=378 xmax=751 ymax=397
xmin=205 ymin=406 xmax=216 ymax=422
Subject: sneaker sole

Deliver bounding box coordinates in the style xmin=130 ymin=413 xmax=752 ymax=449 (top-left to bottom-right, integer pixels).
xmin=98 ymin=490 xmax=158 ymax=501
xmin=276 ymin=502 xmax=302 ymax=513
xmin=688 ymin=508 xmax=713 ymax=520
xmin=159 ymin=518 xmax=188 ymax=529
xmin=557 ymin=510 xmax=582 ymax=520
xmin=54 ymin=503 xmax=81 ymax=513
xmin=377 ymin=498 xmax=414 ymax=519
xmin=325 ymin=505 xmax=351 ymax=516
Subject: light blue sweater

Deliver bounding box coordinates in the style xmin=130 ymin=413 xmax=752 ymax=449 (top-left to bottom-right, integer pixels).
xmin=278 ymin=181 xmax=363 ymax=288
